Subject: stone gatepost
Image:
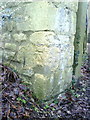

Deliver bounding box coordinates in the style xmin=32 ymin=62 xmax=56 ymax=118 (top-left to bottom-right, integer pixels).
xmin=73 ymin=2 xmax=87 ymax=78
xmin=0 ymin=1 xmax=78 ymax=100
xmin=87 ymin=2 xmax=90 ymax=43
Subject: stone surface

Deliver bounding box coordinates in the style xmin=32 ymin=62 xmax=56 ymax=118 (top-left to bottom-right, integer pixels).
xmin=87 ymin=2 xmax=90 ymax=36
xmin=73 ymin=2 xmax=87 ymax=77
xmin=13 ymin=33 xmax=27 ymax=42
xmin=2 ymin=1 xmax=77 ymax=35
xmin=5 ymin=43 xmax=17 ymax=51
xmin=0 ymin=1 xmax=78 ymax=100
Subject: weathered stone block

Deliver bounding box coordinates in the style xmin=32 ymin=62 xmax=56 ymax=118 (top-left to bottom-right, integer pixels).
xmin=4 ymin=51 xmax=15 ymax=60
xmin=15 ymin=32 xmax=74 ymax=99
xmin=33 ymin=73 xmax=50 ymax=99
xmin=70 ymin=11 xmax=77 ymax=35
xmin=13 ymin=33 xmax=27 ymax=42
xmin=0 ymin=42 xmax=3 ymax=48
xmin=0 ymin=50 xmax=3 ymax=63
xmin=51 ymin=2 xmax=78 ymax=12
xmin=1 ymin=33 xmax=11 ymax=42
xmin=5 ymin=43 xmax=17 ymax=51
xmin=1 ymin=1 xmax=78 ymax=100
xmin=14 ymin=1 xmax=77 ymax=35
xmin=73 ymin=2 xmax=87 ymax=77
xmin=3 ymin=2 xmax=21 ymax=7
xmin=64 ymin=2 xmax=78 ymax=12
xmin=16 ymin=1 xmax=57 ymax=31
xmin=88 ymin=33 xmax=90 ymax=43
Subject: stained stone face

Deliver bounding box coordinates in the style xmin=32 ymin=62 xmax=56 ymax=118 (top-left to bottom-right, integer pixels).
xmin=0 ymin=1 xmax=78 ymax=100
xmin=5 ymin=1 xmax=77 ymax=35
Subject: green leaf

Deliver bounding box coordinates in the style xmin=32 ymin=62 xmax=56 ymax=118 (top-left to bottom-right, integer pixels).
xmin=17 ymin=97 xmax=21 ymax=101
xmin=46 ymin=105 xmax=49 ymax=108
xmin=52 ymin=108 xmax=55 ymax=111
xmin=21 ymin=99 xmax=27 ymax=104
xmin=54 ymin=100 xmax=58 ymax=104
xmin=34 ymin=107 xmax=39 ymax=112
xmin=75 ymin=94 xmax=80 ymax=98
xmin=17 ymin=97 xmax=27 ymax=104
xmin=44 ymin=105 xmax=49 ymax=109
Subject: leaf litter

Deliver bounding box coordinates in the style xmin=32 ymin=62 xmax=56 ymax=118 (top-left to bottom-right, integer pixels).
xmin=0 ymin=55 xmax=90 ymax=119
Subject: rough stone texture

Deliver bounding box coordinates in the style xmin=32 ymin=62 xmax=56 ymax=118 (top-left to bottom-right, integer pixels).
xmin=73 ymin=2 xmax=87 ymax=78
xmin=0 ymin=1 xmax=78 ymax=100
xmin=16 ymin=3 xmax=76 ymax=35
xmin=87 ymin=2 xmax=90 ymax=43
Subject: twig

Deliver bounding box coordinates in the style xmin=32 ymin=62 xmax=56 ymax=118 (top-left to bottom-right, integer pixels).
xmin=3 ymin=96 xmax=17 ymax=110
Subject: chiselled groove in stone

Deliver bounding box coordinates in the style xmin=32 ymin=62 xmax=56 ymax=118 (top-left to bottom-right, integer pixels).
xmin=23 ymin=56 xmax=26 ymax=67
xmin=31 ymin=30 xmax=55 ymax=33
xmin=23 ymin=30 xmax=75 ymax=37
